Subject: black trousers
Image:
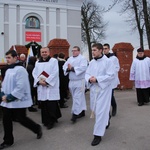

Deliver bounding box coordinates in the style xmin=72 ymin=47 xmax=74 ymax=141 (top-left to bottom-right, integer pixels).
xmin=40 ymin=100 xmax=62 ymax=126
xmin=2 ymin=107 xmax=40 ymax=144
xmin=111 ymin=89 xmax=117 ymax=109
xmin=59 ymin=86 xmax=67 ymax=106
xmin=31 ymin=87 xmax=38 ymax=105
xmin=136 ymin=88 xmax=150 ymax=104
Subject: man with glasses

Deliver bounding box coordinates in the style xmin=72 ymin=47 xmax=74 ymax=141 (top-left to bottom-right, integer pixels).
xmin=63 ymin=46 xmax=88 ymax=123
xmin=103 ymin=43 xmax=120 ymax=116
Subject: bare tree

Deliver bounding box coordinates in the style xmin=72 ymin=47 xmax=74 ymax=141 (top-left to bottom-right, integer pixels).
xmin=109 ymin=0 xmax=150 ymax=49
xmin=142 ymin=0 xmax=150 ymax=49
xmin=132 ymin=0 xmax=144 ymax=49
xmin=81 ymin=0 xmax=107 ymax=60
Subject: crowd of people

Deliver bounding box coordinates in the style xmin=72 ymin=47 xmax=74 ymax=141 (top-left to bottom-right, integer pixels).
xmin=0 ymin=43 xmax=149 ymax=149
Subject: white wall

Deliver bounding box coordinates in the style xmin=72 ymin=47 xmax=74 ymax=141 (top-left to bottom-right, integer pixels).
xmin=0 ymin=0 xmax=83 ymax=61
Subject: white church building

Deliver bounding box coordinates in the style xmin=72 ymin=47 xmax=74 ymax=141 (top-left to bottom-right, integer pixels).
xmin=0 ymin=0 xmax=83 ymax=61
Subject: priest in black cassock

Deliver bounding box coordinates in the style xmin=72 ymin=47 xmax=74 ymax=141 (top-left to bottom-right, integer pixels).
xmin=32 ymin=47 xmax=61 ymax=129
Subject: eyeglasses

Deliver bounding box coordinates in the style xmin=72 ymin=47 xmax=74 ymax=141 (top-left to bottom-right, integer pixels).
xmin=72 ymin=50 xmax=79 ymax=52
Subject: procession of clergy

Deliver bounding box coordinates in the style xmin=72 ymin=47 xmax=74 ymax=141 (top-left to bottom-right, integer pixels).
xmin=0 ymin=42 xmax=150 ymax=149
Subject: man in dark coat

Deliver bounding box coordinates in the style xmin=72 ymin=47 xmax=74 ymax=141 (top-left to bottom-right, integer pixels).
xmin=27 ymin=56 xmax=38 ymax=112
xmin=58 ymin=53 xmax=69 ymax=108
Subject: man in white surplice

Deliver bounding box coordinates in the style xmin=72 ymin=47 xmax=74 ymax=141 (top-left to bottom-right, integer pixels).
xmin=103 ymin=43 xmax=120 ymax=116
xmin=0 ymin=50 xmax=42 ymax=149
xmin=85 ymin=43 xmax=115 ymax=146
xmin=32 ymin=47 xmax=61 ymax=130
xmin=63 ymin=46 xmax=88 ymax=123
xmin=130 ymin=48 xmax=150 ymax=106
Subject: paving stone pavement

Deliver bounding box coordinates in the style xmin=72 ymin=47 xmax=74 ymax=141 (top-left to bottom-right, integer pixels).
xmin=0 ymin=89 xmax=150 ymax=150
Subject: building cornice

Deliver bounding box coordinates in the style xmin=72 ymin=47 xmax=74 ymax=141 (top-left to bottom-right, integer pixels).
xmin=0 ymin=0 xmax=83 ymax=10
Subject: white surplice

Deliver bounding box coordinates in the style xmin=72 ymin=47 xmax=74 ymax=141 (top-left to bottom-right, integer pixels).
xmin=85 ymin=55 xmax=115 ymax=136
xmin=63 ymin=54 xmax=88 ymax=115
xmin=32 ymin=58 xmax=60 ymax=101
xmin=130 ymin=57 xmax=150 ymax=88
xmin=109 ymin=55 xmax=120 ymax=88
xmin=1 ymin=66 xmax=32 ymax=108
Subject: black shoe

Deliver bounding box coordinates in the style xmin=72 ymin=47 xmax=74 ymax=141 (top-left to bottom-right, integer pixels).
xmin=106 ymin=115 xmax=111 ymax=129
xmin=112 ymin=107 xmax=117 ymax=116
xmin=77 ymin=110 xmax=85 ymax=118
xmin=0 ymin=142 xmax=13 ymax=149
xmin=138 ymin=103 xmax=144 ymax=106
xmin=12 ymin=118 xmax=19 ymax=122
xmin=71 ymin=114 xmax=77 ymax=123
xmin=46 ymin=123 xmax=54 ymax=130
xmin=85 ymin=89 xmax=89 ymax=93
xmin=106 ymin=121 xmax=110 ymax=129
xmin=64 ymin=96 xmax=70 ymax=100
xmin=28 ymin=107 xmax=38 ymax=112
xmin=91 ymin=136 xmax=102 ymax=146
xmin=60 ymin=104 xmax=68 ymax=108
xmin=37 ymin=125 xmax=42 ymax=139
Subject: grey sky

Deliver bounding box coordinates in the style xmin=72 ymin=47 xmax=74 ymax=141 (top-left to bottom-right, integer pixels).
xmin=94 ymin=0 xmax=148 ymax=52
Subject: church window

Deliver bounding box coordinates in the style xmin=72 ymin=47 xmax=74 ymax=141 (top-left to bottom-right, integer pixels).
xmin=25 ymin=16 xmax=40 ymax=29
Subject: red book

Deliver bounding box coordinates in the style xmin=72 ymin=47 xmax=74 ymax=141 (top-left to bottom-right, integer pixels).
xmin=38 ymin=71 xmax=49 ymax=80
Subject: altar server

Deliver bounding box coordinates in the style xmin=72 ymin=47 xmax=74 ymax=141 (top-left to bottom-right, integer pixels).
xmin=0 ymin=50 xmax=42 ymax=150
xmin=130 ymin=48 xmax=150 ymax=106
xmin=103 ymin=43 xmax=120 ymax=116
xmin=63 ymin=46 xmax=88 ymax=123
xmin=85 ymin=43 xmax=115 ymax=146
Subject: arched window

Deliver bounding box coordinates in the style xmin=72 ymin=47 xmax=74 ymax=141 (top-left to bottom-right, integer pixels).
xmin=25 ymin=16 xmax=40 ymax=29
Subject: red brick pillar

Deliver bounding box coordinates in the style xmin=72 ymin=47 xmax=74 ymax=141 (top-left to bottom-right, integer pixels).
xmin=10 ymin=45 xmax=28 ymax=57
xmin=144 ymin=49 xmax=150 ymax=57
xmin=47 ymin=38 xmax=70 ymax=58
xmin=112 ymin=42 xmax=134 ymax=89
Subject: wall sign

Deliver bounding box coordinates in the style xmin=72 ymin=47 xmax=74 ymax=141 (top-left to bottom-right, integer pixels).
xmin=36 ymin=0 xmax=58 ymax=2
xmin=14 ymin=0 xmax=58 ymax=3
xmin=25 ymin=32 xmax=41 ymax=42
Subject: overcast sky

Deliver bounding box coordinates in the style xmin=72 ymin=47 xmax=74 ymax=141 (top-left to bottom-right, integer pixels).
xmin=94 ymin=0 xmax=148 ymax=52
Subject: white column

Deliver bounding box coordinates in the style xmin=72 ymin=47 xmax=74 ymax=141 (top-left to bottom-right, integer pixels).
xmin=19 ymin=5 xmax=25 ymax=45
xmin=60 ymin=8 xmax=67 ymax=39
xmin=9 ymin=5 xmax=17 ymax=46
xmin=0 ymin=4 xmax=5 ymax=62
xmin=49 ymin=8 xmax=56 ymax=40
xmin=43 ymin=11 xmax=47 ymax=46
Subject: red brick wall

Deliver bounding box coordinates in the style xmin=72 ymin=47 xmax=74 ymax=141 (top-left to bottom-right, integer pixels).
xmin=112 ymin=42 xmax=134 ymax=89
xmin=144 ymin=49 xmax=150 ymax=57
xmin=47 ymin=38 xmax=70 ymax=59
xmin=10 ymin=45 xmax=28 ymax=57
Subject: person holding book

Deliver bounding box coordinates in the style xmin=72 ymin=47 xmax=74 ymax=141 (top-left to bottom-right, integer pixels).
xmin=32 ymin=47 xmax=61 ymax=129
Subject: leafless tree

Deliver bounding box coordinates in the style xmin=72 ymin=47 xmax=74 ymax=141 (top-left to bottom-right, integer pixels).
xmin=81 ymin=0 xmax=107 ymax=60
xmin=142 ymin=0 xmax=150 ymax=49
xmin=130 ymin=0 xmax=145 ymax=49
xmin=109 ymin=0 xmax=150 ymax=49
